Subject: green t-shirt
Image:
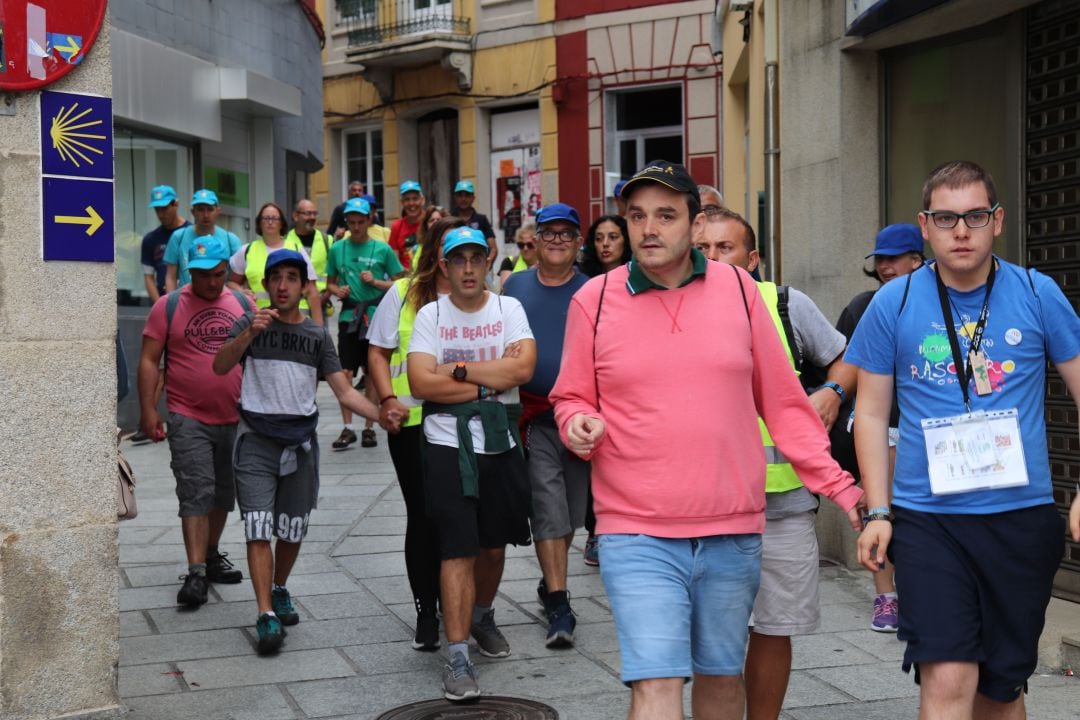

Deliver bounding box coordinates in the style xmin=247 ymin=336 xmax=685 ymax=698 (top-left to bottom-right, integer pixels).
xmin=325 ymin=237 xmax=404 ymax=322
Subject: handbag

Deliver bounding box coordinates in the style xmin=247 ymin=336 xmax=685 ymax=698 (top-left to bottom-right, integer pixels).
xmin=117 ymin=428 xmax=138 ymax=520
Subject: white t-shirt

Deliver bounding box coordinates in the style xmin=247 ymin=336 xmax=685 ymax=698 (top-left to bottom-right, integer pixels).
xmin=408 ymin=292 xmax=533 ymax=451
xmin=366 ymin=284 xmax=450 ymax=350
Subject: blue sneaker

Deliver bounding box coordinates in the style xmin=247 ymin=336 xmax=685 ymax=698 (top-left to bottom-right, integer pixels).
xmin=545 ymin=602 xmax=576 ymax=648
xmin=256 ymin=613 xmax=284 ymax=655
xmin=583 ymin=535 xmax=599 ymax=567
xmin=271 ymin=587 xmax=300 ymax=626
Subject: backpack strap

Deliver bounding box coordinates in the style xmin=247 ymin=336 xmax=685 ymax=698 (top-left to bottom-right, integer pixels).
xmin=163 ymin=289 xmax=183 ymax=375
xmin=733 ymin=264 xmax=751 ymax=330
xmin=592 ymin=273 xmax=609 ymax=411
xmin=776 ymin=284 xmax=803 ymax=373
xmin=897 ymin=270 xmax=915 ymax=317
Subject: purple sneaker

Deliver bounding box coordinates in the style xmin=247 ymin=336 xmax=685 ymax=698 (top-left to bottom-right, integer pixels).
xmin=871 ymin=594 xmax=899 ymax=633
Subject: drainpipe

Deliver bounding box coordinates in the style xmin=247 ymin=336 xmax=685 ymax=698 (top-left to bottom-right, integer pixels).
xmin=763 ymin=0 xmax=779 ymax=282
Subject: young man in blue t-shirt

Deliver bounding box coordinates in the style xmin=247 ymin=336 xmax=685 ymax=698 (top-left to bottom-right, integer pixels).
xmin=142 ymin=185 xmax=189 ymax=302
xmin=848 ymin=160 xmax=1080 ymax=719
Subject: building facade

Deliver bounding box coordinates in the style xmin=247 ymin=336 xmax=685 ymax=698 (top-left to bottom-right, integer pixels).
xmin=110 ymin=0 xmax=326 ymax=427
xmin=316 ymin=0 xmax=720 ymax=255
xmin=721 ymin=0 xmax=1080 ymax=597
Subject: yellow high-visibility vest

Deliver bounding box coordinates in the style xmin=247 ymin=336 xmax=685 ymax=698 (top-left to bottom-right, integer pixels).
xmin=244 ymin=238 xmax=310 ymax=309
xmin=757 ymin=281 xmax=804 ymax=494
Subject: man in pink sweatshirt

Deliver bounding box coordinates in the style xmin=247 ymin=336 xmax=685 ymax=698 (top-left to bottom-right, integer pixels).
xmin=550 ymin=161 xmax=863 ymax=720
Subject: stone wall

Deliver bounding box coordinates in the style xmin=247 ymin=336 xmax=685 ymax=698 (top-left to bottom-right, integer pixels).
xmin=0 ymin=16 xmax=121 ymax=720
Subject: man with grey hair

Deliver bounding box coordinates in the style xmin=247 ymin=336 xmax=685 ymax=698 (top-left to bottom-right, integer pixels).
xmin=698 ymin=184 xmax=724 ymax=213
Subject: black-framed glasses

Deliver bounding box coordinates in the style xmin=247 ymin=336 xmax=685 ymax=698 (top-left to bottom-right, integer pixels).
xmin=259 ymin=216 xmax=283 ymax=222
xmin=924 ymin=204 xmax=1000 ymax=230
xmin=538 ymin=229 xmax=578 ymax=244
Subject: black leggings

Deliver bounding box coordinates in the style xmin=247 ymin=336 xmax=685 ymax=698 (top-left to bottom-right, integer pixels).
xmin=387 ymin=425 xmax=441 ymax=610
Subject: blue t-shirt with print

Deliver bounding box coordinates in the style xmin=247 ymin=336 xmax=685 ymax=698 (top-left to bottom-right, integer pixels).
xmin=502 ymin=267 xmax=589 ymax=406
xmin=141 ymin=221 xmax=190 ymax=295
xmin=845 ymin=259 xmax=1080 ymax=514
xmin=163 ymin=226 xmax=243 ymax=287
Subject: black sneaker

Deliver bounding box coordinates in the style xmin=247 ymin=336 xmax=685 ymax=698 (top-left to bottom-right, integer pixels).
xmin=332 ymin=428 xmax=357 ymax=450
xmin=206 ymin=551 xmax=243 ymax=584
xmin=177 ymin=573 xmax=208 ymax=607
xmin=129 ymin=430 xmax=151 ymax=444
xmin=361 ymin=428 xmax=377 ymax=448
xmin=545 ymin=602 xmax=577 ymax=648
xmin=271 ymin=587 xmax=300 ymax=626
xmin=256 ymin=613 xmax=284 ymax=655
xmin=413 ymin=609 xmax=440 ymax=652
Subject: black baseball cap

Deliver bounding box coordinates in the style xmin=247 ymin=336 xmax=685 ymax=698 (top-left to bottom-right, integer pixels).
xmin=620 ymin=160 xmax=700 ymax=205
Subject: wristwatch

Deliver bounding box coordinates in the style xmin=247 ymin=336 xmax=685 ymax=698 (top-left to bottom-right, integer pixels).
xmin=820 ymin=381 xmax=846 ymax=403
xmin=452 ymin=362 xmax=468 ymax=381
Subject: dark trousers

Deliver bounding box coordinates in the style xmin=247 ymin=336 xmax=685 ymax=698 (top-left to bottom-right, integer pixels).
xmin=387 ymin=425 xmax=441 ymax=609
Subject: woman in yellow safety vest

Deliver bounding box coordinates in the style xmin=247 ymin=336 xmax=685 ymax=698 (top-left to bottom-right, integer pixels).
xmin=496 ymin=224 xmax=539 ymax=286
xmin=367 ymin=216 xmax=466 ymax=651
xmin=409 ymin=205 xmax=450 ymax=273
xmin=228 ymin=201 xmax=323 ymax=324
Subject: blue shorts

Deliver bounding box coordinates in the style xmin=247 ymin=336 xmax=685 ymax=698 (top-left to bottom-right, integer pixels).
xmin=599 ymin=533 xmax=762 ymax=684
xmin=889 ymin=503 xmax=1063 ymax=702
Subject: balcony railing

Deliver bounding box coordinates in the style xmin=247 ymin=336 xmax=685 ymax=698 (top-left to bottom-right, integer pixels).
xmin=339 ymin=0 xmax=470 ymax=48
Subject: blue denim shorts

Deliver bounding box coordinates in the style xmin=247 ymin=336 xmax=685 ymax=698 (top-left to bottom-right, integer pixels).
xmin=599 ymin=533 xmax=763 ymax=683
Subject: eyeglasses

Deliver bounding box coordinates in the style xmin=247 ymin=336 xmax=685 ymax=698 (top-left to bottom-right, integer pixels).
xmin=703 ymin=204 xmax=723 ymax=216
xmin=259 ymin=216 xmax=283 ymax=223
xmin=446 ymin=254 xmax=486 ymax=268
xmin=296 ymin=211 xmax=317 ymax=217
xmin=538 ymin=229 xmax=578 ymax=244
xmin=924 ymin=204 xmax=999 ymax=230
xmin=517 ymin=242 xmax=536 ymax=250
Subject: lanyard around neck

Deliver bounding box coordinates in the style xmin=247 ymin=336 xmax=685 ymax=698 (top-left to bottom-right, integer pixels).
xmin=934 ymin=259 xmax=996 ymax=412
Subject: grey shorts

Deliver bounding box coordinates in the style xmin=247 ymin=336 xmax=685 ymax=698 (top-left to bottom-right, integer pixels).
xmin=233 ymin=430 xmax=318 ymax=543
xmin=750 ymin=510 xmax=820 ymax=636
xmin=167 ymin=412 xmax=236 ymax=517
xmin=527 ymin=422 xmax=590 ymax=541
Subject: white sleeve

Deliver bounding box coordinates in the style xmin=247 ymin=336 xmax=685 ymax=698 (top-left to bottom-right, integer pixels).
xmin=407 ymin=302 xmax=439 ymax=358
xmin=299 ymin=247 xmax=318 ymax=281
xmin=366 ymin=286 xmax=403 ymax=347
xmin=229 ymin=245 xmax=248 ymax=275
xmin=501 ymin=296 xmax=534 ymax=344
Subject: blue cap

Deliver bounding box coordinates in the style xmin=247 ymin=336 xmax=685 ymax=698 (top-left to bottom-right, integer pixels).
xmin=148 ymin=185 xmax=177 ymax=208
xmin=454 ymin=180 xmax=475 ymax=194
xmin=264 ymin=249 xmax=308 ymax=279
xmin=536 ymin=202 xmax=581 ymax=229
xmin=359 ymin=193 xmax=377 ymax=207
xmin=186 ymin=235 xmax=232 ymax=270
xmin=866 ymin=224 xmax=924 ymax=258
xmin=442 ymin=227 xmax=488 ymax=256
xmin=400 ymin=180 xmax=422 ymax=195
xmin=191 ymin=188 xmax=219 ymax=206
xmin=343 ymin=197 xmax=372 ymax=216
xmin=612 ymin=180 xmax=628 ymax=198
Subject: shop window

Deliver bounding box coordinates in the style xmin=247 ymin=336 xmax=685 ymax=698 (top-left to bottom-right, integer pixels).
xmin=606 ymin=84 xmax=684 ymax=181
xmin=343 ymin=127 xmax=385 ymax=212
xmin=114 ymin=127 xmax=194 ymax=306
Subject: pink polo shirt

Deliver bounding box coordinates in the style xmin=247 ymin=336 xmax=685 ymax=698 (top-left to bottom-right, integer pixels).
xmin=551 ymin=261 xmax=861 ymax=538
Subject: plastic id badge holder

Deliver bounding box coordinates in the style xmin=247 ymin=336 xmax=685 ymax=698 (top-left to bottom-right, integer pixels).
xmin=921 ymin=409 xmax=1029 ymax=496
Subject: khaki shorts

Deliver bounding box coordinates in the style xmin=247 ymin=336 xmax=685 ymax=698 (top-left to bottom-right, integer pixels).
xmin=749 ymin=510 xmax=820 ymax=636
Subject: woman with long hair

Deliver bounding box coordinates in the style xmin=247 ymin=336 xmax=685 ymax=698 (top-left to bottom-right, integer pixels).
xmin=228 ymin=201 xmax=322 ymax=323
xmin=366 ymin=216 xmax=466 ymax=650
xmin=579 ymin=214 xmax=631 ymax=277
xmin=411 ymin=205 xmax=451 ymax=272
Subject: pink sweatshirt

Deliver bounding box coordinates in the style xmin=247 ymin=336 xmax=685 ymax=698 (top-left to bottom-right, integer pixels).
xmin=550 ymin=261 xmax=862 ymax=537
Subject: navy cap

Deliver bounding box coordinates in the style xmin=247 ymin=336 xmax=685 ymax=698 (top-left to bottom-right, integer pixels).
xmin=536 ymin=202 xmax=581 ymax=229
xmin=866 ymin=224 xmax=924 ymax=258
xmin=612 ymin=180 xmax=628 ymax=198
xmin=359 ymin=193 xmax=377 ymax=207
xmin=621 ymin=160 xmax=699 ymax=204
xmin=264 ymin=249 xmax=308 ymax=279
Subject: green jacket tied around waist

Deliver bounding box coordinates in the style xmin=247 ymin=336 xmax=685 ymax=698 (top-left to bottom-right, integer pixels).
xmin=422 ymin=400 xmax=523 ymax=498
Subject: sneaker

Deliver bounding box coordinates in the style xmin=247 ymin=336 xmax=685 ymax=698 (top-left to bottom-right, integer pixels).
xmin=256 ymin=613 xmax=285 ymax=655
xmin=536 ymin=577 xmax=549 ymax=608
xmin=442 ymin=651 xmax=480 ymax=702
xmin=413 ymin=609 xmax=440 ymax=652
xmin=206 ymin=551 xmax=243 ymax=584
xmin=871 ymin=594 xmax=899 ymax=633
xmin=583 ymin=534 xmax=600 ymax=567
xmin=361 ymin=428 xmax=377 ymax=447
xmin=176 ymin=573 xmax=208 ymax=607
xmin=332 ymin=428 xmax=357 ymax=449
xmin=130 ymin=430 xmax=151 ymax=444
xmin=470 ymin=608 xmax=510 ymax=658
xmin=545 ymin=602 xmax=577 ymax=648
xmin=271 ymin=587 xmax=300 ymax=626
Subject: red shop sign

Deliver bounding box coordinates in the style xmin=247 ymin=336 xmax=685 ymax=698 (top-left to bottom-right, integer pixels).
xmin=0 ymin=0 xmax=107 ymax=91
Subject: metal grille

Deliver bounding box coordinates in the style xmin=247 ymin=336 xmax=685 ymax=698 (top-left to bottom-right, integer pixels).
xmin=339 ymin=0 xmax=470 ymax=48
xmin=1026 ymin=0 xmax=1080 ymax=594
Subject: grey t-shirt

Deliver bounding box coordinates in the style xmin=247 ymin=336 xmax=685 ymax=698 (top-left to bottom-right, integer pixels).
xmin=766 ymin=287 xmax=847 ymax=519
xmin=230 ymin=314 xmax=342 ymax=421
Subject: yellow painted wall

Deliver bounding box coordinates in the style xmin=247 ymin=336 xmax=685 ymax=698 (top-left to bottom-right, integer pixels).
xmin=721 ymin=0 xmax=766 ymax=235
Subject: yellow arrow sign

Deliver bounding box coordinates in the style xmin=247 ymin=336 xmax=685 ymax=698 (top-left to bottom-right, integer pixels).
xmin=55 ymin=206 xmax=104 ymax=236
xmin=54 ymin=36 xmax=81 ymax=58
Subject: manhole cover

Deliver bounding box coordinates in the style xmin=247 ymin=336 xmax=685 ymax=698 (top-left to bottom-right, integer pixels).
xmin=375 ymin=696 xmax=558 ymax=719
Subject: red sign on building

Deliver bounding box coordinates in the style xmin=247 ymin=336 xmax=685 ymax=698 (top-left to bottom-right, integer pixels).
xmin=0 ymin=0 xmax=107 ymax=91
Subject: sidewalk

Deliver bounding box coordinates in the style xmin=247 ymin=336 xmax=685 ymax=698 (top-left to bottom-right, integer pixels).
xmin=118 ymin=387 xmax=1080 ymax=719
